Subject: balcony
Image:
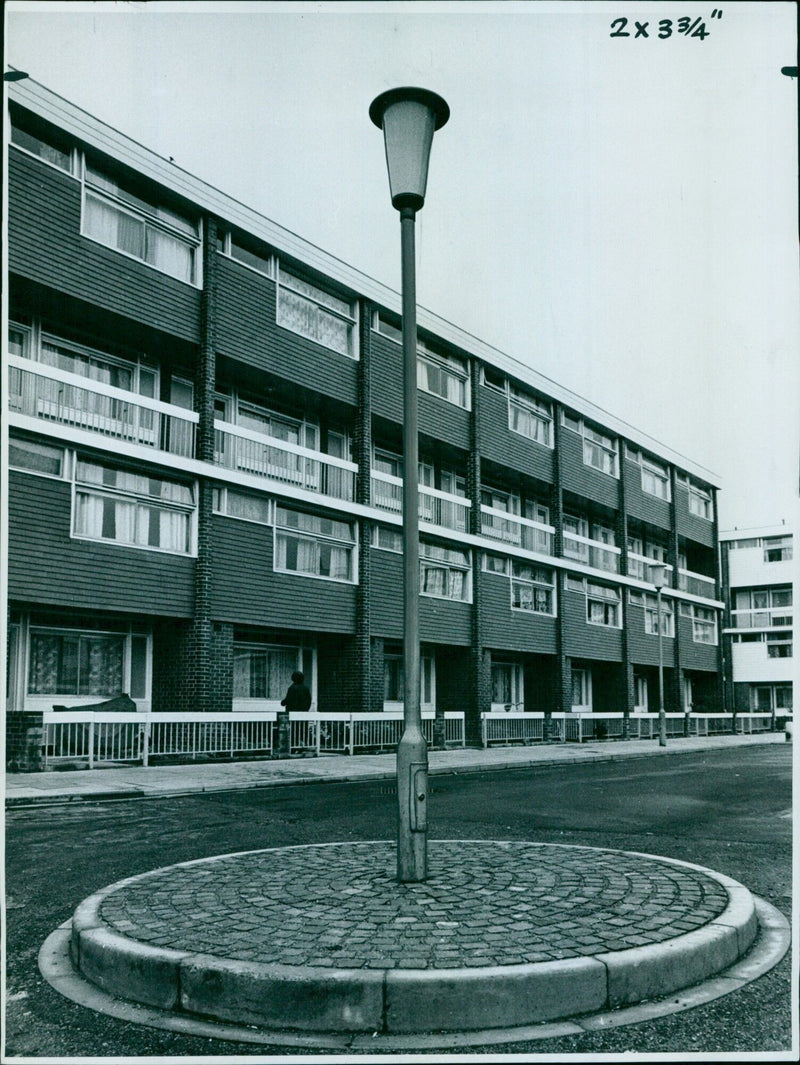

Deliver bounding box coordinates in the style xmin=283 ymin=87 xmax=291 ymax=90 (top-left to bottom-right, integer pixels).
xmin=628 ymin=552 xmax=673 ymax=583
xmin=371 ymin=470 xmax=471 ymax=533
xmin=729 ymin=607 xmax=793 ymax=630
xmin=677 ymin=568 xmax=717 ymax=599
xmin=8 ymin=356 xmax=197 ymax=458
xmin=480 ymin=505 xmax=554 ymax=555
xmin=563 ymin=531 xmax=621 ymax=573
xmin=215 ymin=421 xmax=357 ymax=502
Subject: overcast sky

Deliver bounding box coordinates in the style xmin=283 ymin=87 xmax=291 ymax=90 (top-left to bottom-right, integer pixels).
xmin=5 ymin=1 xmax=798 ymax=532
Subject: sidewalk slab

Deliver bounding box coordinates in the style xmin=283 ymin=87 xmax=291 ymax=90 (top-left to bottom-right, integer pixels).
xmin=5 ymin=732 xmax=785 ymax=807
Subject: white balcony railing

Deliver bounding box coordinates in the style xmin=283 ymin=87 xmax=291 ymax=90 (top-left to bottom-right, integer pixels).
xmin=627 ymin=553 xmax=673 ymax=583
xmin=730 ymin=607 xmax=793 ymax=630
xmin=678 ymin=568 xmax=717 ymax=599
xmin=480 ymin=505 xmax=554 ymax=555
xmin=8 ymin=356 xmax=197 ymax=458
xmin=562 ymin=531 xmax=621 ymax=573
xmin=215 ymin=420 xmax=357 ymax=502
xmin=371 ymin=470 xmax=471 ymax=532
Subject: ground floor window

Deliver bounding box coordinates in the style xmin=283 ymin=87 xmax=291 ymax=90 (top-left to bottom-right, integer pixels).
xmin=634 ymin=673 xmax=648 ymax=712
xmin=571 ymin=667 xmax=592 ymax=711
xmin=752 ymin=684 xmax=793 ymax=713
xmin=232 ymin=641 xmax=315 ymax=709
xmin=382 ymin=648 xmax=435 ymax=709
xmin=491 ymin=661 xmax=523 ymax=710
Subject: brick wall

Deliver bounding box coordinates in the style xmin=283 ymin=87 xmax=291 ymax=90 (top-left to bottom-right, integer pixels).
xmin=6 ymin=710 xmax=44 ymax=771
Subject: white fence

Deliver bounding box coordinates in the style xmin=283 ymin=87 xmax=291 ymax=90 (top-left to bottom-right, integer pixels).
xmin=481 ymin=710 xmax=782 ymax=746
xmin=41 ymin=710 xmax=466 ymax=769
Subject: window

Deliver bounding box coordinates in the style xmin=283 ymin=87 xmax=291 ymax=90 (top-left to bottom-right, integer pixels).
xmin=383 ymin=650 xmax=434 ymax=707
xmin=372 ymin=526 xmax=403 ymax=553
xmin=680 ymin=476 xmax=714 ymax=520
xmin=491 ymin=661 xmax=523 ymax=709
xmin=641 ymin=455 xmax=670 ymax=500
xmin=767 ymin=633 xmax=792 ymax=658
xmin=277 ymin=266 xmax=357 ymax=357
xmin=734 ymin=587 xmax=792 ymax=627
xmin=508 ymin=386 xmax=552 ymax=446
xmin=562 ymin=413 xmax=618 ymax=476
xmin=587 ymin=583 xmax=621 ymax=627
xmin=764 ymin=536 xmax=792 ymax=562
xmin=571 ymin=668 xmax=592 ymax=711
xmin=230 ymin=235 xmax=275 ymax=277
xmin=417 ymin=346 xmax=470 ymax=409
xmin=213 ymin=488 xmax=272 ymax=525
xmin=9 ymin=437 xmax=64 ymax=477
xmin=11 ymin=113 xmax=73 ymax=172
xmin=27 ymin=625 xmax=149 ymax=701
xmin=233 ymin=644 xmax=300 ymax=700
xmin=482 ymin=553 xmax=509 ymax=574
xmin=420 ymin=541 xmax=471 ymax=601
xmin=643 ymin=595 xmax=675 ymax=637
xmin=39 ymin=335 xmax=158 ymax=397
xmin=634 ymin=674 xmax=648 ymax=712
xmin=373 ymin=312 xmax=403 ymax=343
xmin=83 ymin=163 xmax=199 ymax=284
xmin=274 ymin=507 xmax=355 ymax=582
xmin=481 ymin=365 xmax=505 ymax=392
xmin=563 ymin=513 xmax=589 ymax=562
xmin=74 ymin=460 xmax=194 ymax=554
xmin=511 ymin=562 xmax=555 ymax=614
xmin=776 ymin=686 xmax=793 ymax=710
xmin=688 ymin=605 xmax=717 ymax=644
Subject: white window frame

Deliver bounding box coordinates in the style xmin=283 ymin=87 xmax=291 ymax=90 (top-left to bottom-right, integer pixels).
xmin=562 ymin=412 xmax=619 ymax=477
xmin=643 ymin=594 xmax=675 ymax=637
xmin=419 ymin=541 xmax=472 ymax=603
xmin=232 ymin=641 xmax=315 ymax=712
xmin=10 ymin=117 xmax=78 ymax=177
xmin=371 ymin=525 xmax=403 ymax=553
xmin=634 ymin=674 xmax=648 ymax=713
xmin=212 ymin=487 xmax=273 ymax=526
xmin=510 ymin=562 xmax=556 ymax=616
xmin=382 ymin=650 xmax=435 ymax=712
xmin=276 ymin=263 xmax=358 ymax=359
xmin=763 ymin=536 xmax=793 ymax=562
xmin=222 ymin=231 xmax=276 ymax=279
xmin=273 ymin=506 xmax=357 ymax=584
xmin=507 ymin=385 xmax=553 ymax=447
xmin=571 ymin=667 xmax=592 ymax=712
xmin=72 ymin=459 xmax=196 ymax=557
xmin=640 ymin=455 xmax=671 ymax=501
xmin=23 ymin=621 xmax=152 ymax=711
xmin=81 ymin=158 xmax=201 ymax=286
xmin=491 ymin=660 xmax=524 ymax=711
xmin=586 ymin=582 xmax=622 ymax=628
xmin=682 ymin=603 xmax=718 ymax=645
xmin=416 ymin=345 xmax=471 ymax=410
xmin=683 ymin=478 xmax=714 ymax=520
xmin=38 ymin=331 xmax=160 ymax=399
xmin=9 ymin=436 xmax=68 ymax=481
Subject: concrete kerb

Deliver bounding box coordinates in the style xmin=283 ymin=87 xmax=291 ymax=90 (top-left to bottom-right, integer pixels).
xmin=64 ymin=841 xmax=762 ymax=1035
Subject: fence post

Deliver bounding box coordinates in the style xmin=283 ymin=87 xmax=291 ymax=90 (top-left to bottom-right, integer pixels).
xmin=143 ymin=717 xmax=150 ymax=767
xmin=88 ymin=717 xmax=95 ymax=770
xmin=315 ymin=717 xmax=321 ymax=757
xmin=348 ymin=714 xmax=354 ymax=757
xmin=578 ymin=714 xmax=583 ymax=744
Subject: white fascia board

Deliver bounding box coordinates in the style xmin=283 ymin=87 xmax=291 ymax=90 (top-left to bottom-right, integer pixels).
xmin=10 ymin=77 xmax=720 ymax=487
xmin=719 ymin=524 xmax=794 ymax=542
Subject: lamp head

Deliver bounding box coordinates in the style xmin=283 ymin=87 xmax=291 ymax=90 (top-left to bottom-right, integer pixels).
xmin=370 ymin=87 xmax=449 ymax=211
xmin=651 ymin=563 xmax=667 ymax=590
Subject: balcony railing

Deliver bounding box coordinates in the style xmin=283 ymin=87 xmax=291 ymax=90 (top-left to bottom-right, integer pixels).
xmin=627 ymin=553 xmax=673 ymax=583
xmin=678 ymin=568 xmax=717 ymax=599
xmin=480 ymin=505 xmax=554 ymax=555
xmin=562 ymin=531 xmax=621 ymax=573
xmin=730 ymin=606 xmax=793 ymax=630
xmin=8 ymin=356 xmax=197 ymax=458
xmin=371 ymin=470 xmax=471 ymax=532
xmin=215 ymin=420 xmax=357 ymax=502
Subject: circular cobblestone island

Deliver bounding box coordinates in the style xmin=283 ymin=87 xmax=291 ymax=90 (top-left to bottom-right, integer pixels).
xmin=68 ymin=840 xmax=759 ymax=1034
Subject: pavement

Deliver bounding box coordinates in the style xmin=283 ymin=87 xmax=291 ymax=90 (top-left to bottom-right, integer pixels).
xmin=22 ymin=733 xmax=790 ymax=1040
xmin=5 ymin=730 xmax=787 ymax=807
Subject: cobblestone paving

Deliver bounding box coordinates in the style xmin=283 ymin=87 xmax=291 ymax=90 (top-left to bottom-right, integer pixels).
xmin=98 ymin=842 xmax=729 ymax=969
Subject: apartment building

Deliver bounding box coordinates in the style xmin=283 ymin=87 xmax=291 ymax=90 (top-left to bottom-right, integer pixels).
xmin=720 ymin=525 xmax=794 ymax=718
xmin=5 ymin=77 xmax=725 ymax=747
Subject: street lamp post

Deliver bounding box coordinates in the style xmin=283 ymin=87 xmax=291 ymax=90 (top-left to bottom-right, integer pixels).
xmin=653 ymin=563 xmax=667 ymax=746
xmin=370 ymin=87 xmax=449 ymax=882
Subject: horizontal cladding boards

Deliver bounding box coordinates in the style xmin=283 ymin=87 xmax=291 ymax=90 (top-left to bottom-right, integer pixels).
xmin=8 ymin=152 xmax=200 ymax=343
xmin=216 ymin=259 xmax=358 ymax=404
xmin=419 ymin=597 xmax=471 ymax=645
xmin=623 ymin=462 xmax=672 ymax=530
xmin=675 ymin=489 xmax=715 ymax=546
xmin=559 ymin=427 xmax=620 ymax=509
xmin=369 ymin=549 xmax=403 ymax=638
xmin=626 ymin=604 xmax=676 ymax=666
xmin=210 ymin=516 xmax=356 ymax=632
xmin=8 ymin=471 xmax=194 ymax=616
xmin=678 ymin=616 xmax=720 ymax=670
xmin=478 ymin=387 xmax=555 ymax=483
xmin=369 ymin=337 xmax=470 ymax=447
xmin=561 ymin=587 xmax=623 ymax=661
xmin=480 ymin=573 xmax=558 ymax=653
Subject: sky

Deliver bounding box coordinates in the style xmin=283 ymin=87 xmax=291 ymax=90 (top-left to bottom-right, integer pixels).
xmin=5 ymin=1 xmax=799 ymax=532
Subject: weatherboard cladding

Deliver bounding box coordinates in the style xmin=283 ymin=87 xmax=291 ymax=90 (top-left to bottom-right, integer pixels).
xmin=560 ymin=587 xmax=623 ymax=662
xmin=677 ymin=616 xmax=719 ymax=671
xmin=476 ymin=386 xmax=555 ymax=483
xmin=675 ymin=488 xmax=716 ymax=547
xmin=7 ymin=471 xmax=195 ymax=616
xmin=208 ymin=516 xmax=356 ymax=631
xmin=558 ymin=426 xmax=621 ymax=511
xmin=479 ymin=572 xmax=558 ymax=654
xmin=368 ymin=548 xmax=471 ymax=645
xmin=622 ymin=460 xmax=672 ymax=531
xmin=215 ymin=258 xmax=358 ymax=404
xmin=8 ymin=151 xmax=200 ymax=344
xmin=625 ymin=603 xmax=677 ymax=667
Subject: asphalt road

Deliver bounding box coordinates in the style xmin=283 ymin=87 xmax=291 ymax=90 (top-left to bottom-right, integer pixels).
xmin=4 ymin=743 xmax=793 ymax=1058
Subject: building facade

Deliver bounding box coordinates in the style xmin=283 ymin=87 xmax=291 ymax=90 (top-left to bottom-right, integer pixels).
xmin=720 ymin=525 xmax=794 ymax=718
xmin=5 ymin=78 xmax=725 ymax=747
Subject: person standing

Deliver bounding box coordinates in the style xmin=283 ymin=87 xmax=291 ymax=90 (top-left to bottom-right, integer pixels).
xmin=278 ymin=671 xmax=311 ymax=755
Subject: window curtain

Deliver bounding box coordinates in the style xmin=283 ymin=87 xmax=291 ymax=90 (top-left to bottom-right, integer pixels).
xmin=75 ymin=492 xmax=105 ymax=538
xmin=28 ymin=634 xmax=63 ymax=694
xmin=422 ymin=564 xmax=446 ymax=596
xmin=86 ymin=195 xmax=145 ymax=258
xmin=159 ymin=509 xmax=187 ymax=553
xmin=146 ymin=227 xmax=192 ymax=283
xmin=492 ymin=667 xmax=512 ymax=705
xmin=80 ymin=637 xmax=123 ymax=696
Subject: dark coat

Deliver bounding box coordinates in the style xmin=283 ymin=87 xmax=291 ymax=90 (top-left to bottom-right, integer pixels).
xmin=281 ymin=681 xmax=312 ymax=713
